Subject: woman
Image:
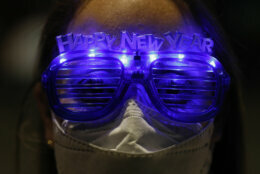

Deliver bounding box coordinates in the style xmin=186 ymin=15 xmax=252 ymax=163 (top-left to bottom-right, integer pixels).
xmin=17 ymin=0 xmax=245 ymax=173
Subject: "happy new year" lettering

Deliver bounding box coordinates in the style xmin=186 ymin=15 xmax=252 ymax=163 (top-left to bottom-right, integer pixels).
xmin=56 ymin=31 xmax=214 ymax=54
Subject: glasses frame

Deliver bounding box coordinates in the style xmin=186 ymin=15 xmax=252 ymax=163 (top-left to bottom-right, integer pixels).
xmin=42 ymin=50 xmax=230 ymax=123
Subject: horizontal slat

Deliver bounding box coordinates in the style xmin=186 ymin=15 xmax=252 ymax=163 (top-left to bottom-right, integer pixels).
xmin=162 ymin=99 xmax=213 ymax=105
xmin=153 ymin=77 xmax=216 ymax=81
xmin=152 ymin=67 xmax=212 ymax=71
xmin=66 ymin=106 xmax=103 ymax=112
xmin=56 ymin=77 xmax=121 ymax=80
xmin=62 ymin=103 xmax=108 ymax=107
xmin=56 ymin=84 xmax=119 ymax=88
xmin=56 ymin=78 xmax=120 ymax=86
xmin=153 ymin=78 xmax=217 ymax=82
xmin=160 ymin=95 xmax=215 ymax=100
xmin=159 ymin=91 xmax=215 ymax=97
xmin=57 ymin=88 xmax=116 ymax=95
xmin=154 ymin=79 xmax=216 ymax=88
xmin=157 ymin=87 xmax=216 ymax=91
xmin=58 ymin=93 xmax=114 ymax=98
xmin=164 ymin=104 xmax=211 ymax=109
xmin=159 ymin=90 xmax=215 ymax=97
xmin=168 ymin=108 xmax=208 ymax=113
xmin=152 ymin=75 xmax=216 ymax=80
xmin=56 ymin=74 xmax=121 ymax=78
xmin=59 ymin=67 xmax=122 ymax=70
xmin=57 ymin=69 xmax=122 ymax=76
xmin=57 ymin=86 xmax=117 ymax=89
xmin=153 ymin=73 xmax=215 ymax=79
xmin=59 ymin=96 xmax=112 ymax=99
xmin=152 ymin=69 xmax=214 ymax=73
xmin=153 ymin=59 xmax=209 ymax=69
xmin=152 ymin=61 xmax=207 ymax=67
xmin=155 ymin=84 xmax=216 ymax=90
xmin=63 ymin=61 xmax=121 ymax=67
xmin=60 ymin=98 xmax=111 ymax=104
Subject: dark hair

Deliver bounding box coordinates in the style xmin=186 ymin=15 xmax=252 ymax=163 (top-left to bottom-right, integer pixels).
xmin=35 ymin=0 xmax=245 ymax=173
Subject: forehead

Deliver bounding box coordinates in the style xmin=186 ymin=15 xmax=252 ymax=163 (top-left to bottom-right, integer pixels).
xmin=67 ymin=0 xmax=202 ymax=35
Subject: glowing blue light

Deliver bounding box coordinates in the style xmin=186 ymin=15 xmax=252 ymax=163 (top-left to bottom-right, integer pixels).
xmin=60 ymin=58 xmax=67 ymax=64
xmin=210 ymin=60 xmax=216 ymax=68
xmin=43 ymin=49 xmax=230 ymax=123
xmin=88 ymin=53 xmax=96 ymax=57
xmin=120 ymin=55 xmax=129 ymax=66
xmin=177 ymin=54 xmax=185 ymax=59
xmin=88 ymin=49 xmax=96 ymax=57
xmin=149 ymin=54 xmax=158 ymax=62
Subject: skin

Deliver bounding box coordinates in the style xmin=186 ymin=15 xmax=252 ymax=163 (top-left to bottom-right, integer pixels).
xmin=35 ymin=0 xmax=210 ymax=146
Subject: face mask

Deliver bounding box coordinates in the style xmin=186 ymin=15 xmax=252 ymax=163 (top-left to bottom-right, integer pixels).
xmin=52 ymin=98 xmax=214 ymax=174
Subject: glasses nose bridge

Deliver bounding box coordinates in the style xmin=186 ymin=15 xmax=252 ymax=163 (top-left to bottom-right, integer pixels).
xmin=122 ymin=81 xmax=153 ymax=106
xmin=119 ymin=53 xmax=155 ymax=106
xmin=123 ymin=54 xmax=151 ymax=82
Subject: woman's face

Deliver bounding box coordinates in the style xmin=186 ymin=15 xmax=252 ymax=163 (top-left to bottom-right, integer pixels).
xmin=39 ymin=0 xmax=214 ymax=147
xmin=37 ymin=0 xmax=220 ymax=173
xmin=50 ymin=0 xmax=211 ymax=142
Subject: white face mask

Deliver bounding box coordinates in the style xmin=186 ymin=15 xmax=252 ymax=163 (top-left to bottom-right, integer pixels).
xmin=52 ymin=99 xmax=214 ymax=174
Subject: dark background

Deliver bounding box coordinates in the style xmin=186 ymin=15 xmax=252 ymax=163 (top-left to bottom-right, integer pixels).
xmin=0 ymin=0 xmax=259 ymax=173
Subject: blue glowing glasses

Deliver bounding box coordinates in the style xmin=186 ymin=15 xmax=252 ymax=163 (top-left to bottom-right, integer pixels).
xmin=42 ymin=50 xmax=230 ymax=123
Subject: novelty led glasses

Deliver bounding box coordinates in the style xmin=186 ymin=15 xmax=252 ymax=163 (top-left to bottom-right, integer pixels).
xmin=42 ymin=31 xmax=230 ymax=123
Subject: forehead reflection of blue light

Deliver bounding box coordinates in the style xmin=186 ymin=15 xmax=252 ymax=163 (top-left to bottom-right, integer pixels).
xmin=120 ymin=55 xmax=129 ymax=66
